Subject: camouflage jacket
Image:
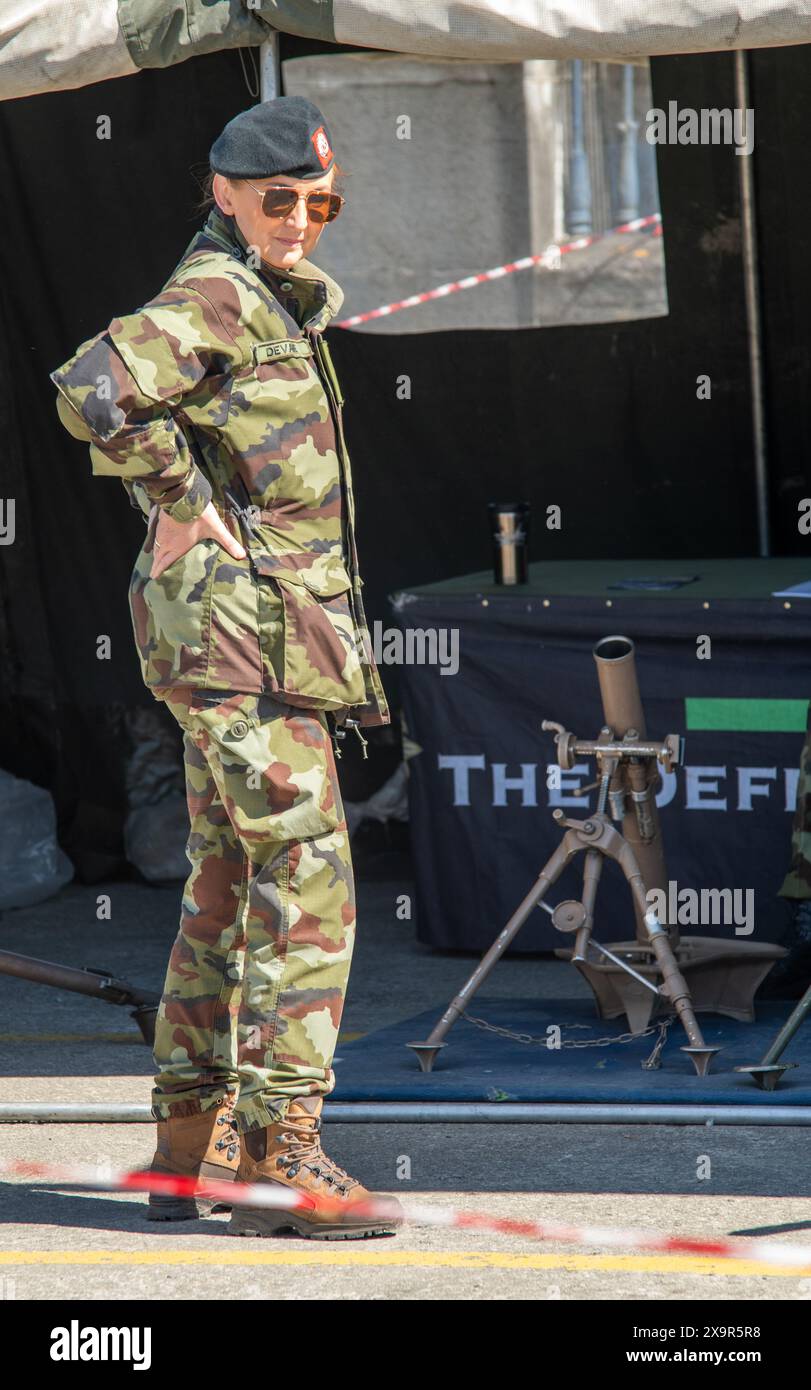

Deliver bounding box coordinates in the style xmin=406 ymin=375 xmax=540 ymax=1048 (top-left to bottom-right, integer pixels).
xmin=51 ymin=207 xmax=389 ymax=726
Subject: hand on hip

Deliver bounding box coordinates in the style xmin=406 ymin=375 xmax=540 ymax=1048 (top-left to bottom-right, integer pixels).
xmin=151 ymin=502 xmax=247 ymax=579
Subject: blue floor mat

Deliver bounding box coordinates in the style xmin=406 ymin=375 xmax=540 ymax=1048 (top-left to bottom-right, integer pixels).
xmin=333 ymin=998 xmax=811 ymax=1104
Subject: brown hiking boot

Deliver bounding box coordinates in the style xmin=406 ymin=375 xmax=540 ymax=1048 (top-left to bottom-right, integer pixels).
xmin=147 ymin=1092 xmax=240 ymax=1221
xmin=228 ymin=1096 xmax=403 ymax=1240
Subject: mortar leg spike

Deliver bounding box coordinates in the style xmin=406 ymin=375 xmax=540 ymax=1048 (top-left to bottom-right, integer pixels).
xmin=734 ymin=1063 xmax=798 ymax=1091
xmin=680 ymin=1045 xmax=722 ymax=1077
xmin=407 ymin=1042 xmax=445 ymax=1074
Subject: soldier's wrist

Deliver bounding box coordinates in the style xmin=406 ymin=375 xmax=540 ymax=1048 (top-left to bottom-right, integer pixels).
xmin=157 ymin=469 xmax=213 ymax=524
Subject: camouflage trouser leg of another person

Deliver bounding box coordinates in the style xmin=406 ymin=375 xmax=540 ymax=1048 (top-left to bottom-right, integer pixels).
xmin=779 ymin=729 xmax=811 ymax=901
xmin=150 ymin=688 xmax=355 ymax=1133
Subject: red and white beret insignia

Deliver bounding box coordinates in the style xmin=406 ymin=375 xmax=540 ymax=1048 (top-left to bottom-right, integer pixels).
xmin=311 ymin=126 xmax=333 ymax=168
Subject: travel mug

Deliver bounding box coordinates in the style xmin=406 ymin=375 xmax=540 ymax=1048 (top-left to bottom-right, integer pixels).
xmin=488 ymin=501 xmax=530 ymax=585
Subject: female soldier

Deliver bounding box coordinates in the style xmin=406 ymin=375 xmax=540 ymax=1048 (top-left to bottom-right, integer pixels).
xmin=51 ymin=96 xmax=401 ymax=1240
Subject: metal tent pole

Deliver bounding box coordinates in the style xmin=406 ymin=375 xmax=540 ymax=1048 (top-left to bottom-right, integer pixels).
xmin=734 ymin=49 xmax=770 ymax=557
xmin=260 ymin=33 xmax=281 ymax=102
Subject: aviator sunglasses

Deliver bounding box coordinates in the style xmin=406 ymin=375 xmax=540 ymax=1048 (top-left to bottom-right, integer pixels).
xmin=243 ymin=180 xmax=345 ymax=224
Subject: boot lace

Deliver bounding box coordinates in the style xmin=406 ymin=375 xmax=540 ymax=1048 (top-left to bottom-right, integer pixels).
xmin=274 ymin=1116 xmax=360 ymax=1197
xmin=214 ymin=1095 xmax=239 ymax=1161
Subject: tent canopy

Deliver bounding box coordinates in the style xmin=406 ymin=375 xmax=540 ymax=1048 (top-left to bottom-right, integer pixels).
xmin=3 ymin=0 xmax=811 ymax=100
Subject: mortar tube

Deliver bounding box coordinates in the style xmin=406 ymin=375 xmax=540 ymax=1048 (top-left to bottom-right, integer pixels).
xmin=592 ymin=636 xmax=675 ymax=947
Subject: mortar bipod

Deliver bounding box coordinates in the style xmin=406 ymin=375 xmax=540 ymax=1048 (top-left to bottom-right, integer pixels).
xmin=407 ymin=807 xmax=720 ymax=1078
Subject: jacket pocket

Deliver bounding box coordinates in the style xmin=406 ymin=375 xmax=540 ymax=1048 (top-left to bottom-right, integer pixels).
xmin=252 ymin=558 xmax=367 ymax=712
xmin=129 ymin=538 xmax=217 ymax=685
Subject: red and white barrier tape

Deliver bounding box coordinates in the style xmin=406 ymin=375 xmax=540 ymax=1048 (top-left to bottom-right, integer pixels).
xmin=6 ymin=1160 xmax=811 ymax=1269
xmin=336 ymin=213 xmax=662 ymax=328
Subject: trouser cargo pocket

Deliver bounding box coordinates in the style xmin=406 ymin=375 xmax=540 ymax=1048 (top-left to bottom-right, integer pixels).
xmin=155 ymin=688 xmax=345 ymax=843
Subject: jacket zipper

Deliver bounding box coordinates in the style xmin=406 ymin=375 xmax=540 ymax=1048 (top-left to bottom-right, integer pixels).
xmin=307 ymin=328 xmax=356 ymax=573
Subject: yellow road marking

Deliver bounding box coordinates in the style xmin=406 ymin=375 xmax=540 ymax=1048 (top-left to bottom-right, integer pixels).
xmin=0 ymin=1031 xmax=365 ymax=1044
xmin=0 ymin=1034 xmax=141 ymax=1044
xmin=0 ymin=1251 xmax=807 ymax=1276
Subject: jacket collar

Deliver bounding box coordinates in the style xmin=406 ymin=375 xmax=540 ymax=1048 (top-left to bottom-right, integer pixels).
xmin=190 ymin=207 xmax=344 ymax=332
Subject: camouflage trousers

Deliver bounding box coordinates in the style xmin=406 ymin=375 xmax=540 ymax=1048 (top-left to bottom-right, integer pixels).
xmin=150 ymin=688 xmax=355 ymax=1132
xmin=779 ymin=729 xmax=811 ymax=900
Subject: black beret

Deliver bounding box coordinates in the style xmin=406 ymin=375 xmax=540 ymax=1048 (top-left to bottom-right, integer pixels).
xmin=209 ymin=96 xmax=336 ymax=180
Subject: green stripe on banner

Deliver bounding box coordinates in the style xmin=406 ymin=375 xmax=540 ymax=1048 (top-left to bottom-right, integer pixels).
xmin=685 ymin=698 xmax=809 ymax=732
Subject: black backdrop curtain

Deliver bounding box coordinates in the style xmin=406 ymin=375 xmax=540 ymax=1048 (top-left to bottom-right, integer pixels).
xmin=0 ymin=37 xmax=808 ymax=877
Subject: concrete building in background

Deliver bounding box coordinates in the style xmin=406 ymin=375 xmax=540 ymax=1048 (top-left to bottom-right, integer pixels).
xmin=284 ymin=52 xmax=667 ymax=332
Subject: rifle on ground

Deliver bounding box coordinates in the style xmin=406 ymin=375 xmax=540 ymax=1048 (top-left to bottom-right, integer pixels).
xmin=0 ymin=949 xmax=158 ymax=1044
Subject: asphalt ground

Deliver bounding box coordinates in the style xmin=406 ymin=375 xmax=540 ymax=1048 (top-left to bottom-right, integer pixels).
xmin=0 ymin=878 xmax=808 ymax=1304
